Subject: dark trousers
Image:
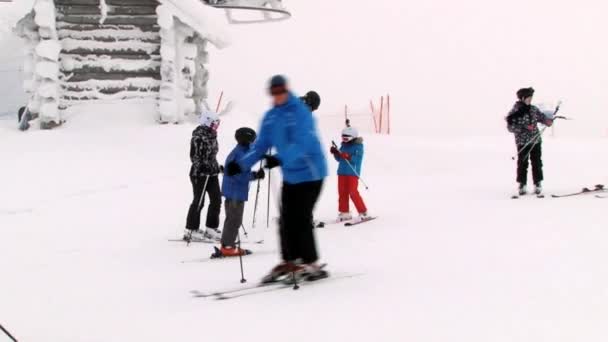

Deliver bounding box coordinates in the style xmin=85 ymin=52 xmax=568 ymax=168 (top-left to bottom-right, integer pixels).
xmin=186 ymin=175 xmax=221 ymax=230
xmin=221 ymin=199 xmax=245 ymax=248
xmin=280 ymin=180 xmax=324 ymax=264
xmin=516 ymin=143 xmax=543 ymax=185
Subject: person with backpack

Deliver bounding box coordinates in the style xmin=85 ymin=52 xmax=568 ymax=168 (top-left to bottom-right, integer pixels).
xmin=211 ymin=127 xmax=266 ymax=258
xmin=506 ymin=87 xmax=554 ymax=195
xmin=184 ymin=110 xmax=223 ymax=242
xmin=225 ymin=75 xmax=328 ymax=283
xmin=330 ymin=126 xmax=370 ymax=222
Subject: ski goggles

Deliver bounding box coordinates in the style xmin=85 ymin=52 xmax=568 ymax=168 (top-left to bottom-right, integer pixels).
xmin=341 ymin=135 xmax=354 ymax=142
xmin=270 ymin=86 xmax=288 ymax=96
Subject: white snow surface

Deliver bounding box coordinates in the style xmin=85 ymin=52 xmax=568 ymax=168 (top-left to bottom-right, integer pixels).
xmin=1 ymin=103 xmax=608 ymax=341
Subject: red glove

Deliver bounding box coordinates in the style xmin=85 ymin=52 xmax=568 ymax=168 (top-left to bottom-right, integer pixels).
xmin=340 ymin=152 xmax=351 ymax=161
xmin=527 ymin=124 xmax=535 ymax=131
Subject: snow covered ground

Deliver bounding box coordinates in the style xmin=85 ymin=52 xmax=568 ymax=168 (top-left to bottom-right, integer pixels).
xmin=1 ymin=102 xmax=608 ymax=341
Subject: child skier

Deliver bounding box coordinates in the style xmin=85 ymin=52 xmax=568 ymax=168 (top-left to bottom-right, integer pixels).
xmin=330 ymin=127 xmax=369 ymax=222
xmin=184 ymin=110 xmax=223 ymax=242
xmin=506 ymin=87 xmax=553 ymax=195
xmin=212 ymin=127 xmax=266 ymax=257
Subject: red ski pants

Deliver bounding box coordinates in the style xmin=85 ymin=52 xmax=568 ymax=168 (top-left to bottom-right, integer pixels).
xmin=338 ymin=175 xmax=367 ymax=214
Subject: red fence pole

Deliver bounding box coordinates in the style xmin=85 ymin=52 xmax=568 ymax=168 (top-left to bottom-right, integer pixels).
xmin=370 ymin=100 xmax=378 ymax=133
xmin=215 ymin=91 xmax=224 ymax=113
xmin=378 ymin=96 xmax=384 ymax=134
xmin=386 ymin=94 xmax=391 ymax=135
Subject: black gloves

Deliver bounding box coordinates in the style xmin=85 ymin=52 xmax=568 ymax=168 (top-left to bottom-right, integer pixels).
xmin=251 ymin=169 xmax=266 ymax=180
xmin=263 ymin=155 xmax=281 ymax=169
xmin=225 ymin=161 xmax=242 ymax=176
xmin=219 ymin=165 xmax=225 ymax=174
xmin=330 ymin=146 xmax=339 ymax=155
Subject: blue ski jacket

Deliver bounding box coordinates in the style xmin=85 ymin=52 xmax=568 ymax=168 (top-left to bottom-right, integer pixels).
xmin=334 ymin=138 xmax=364 ymax=176
xmin=238 ymin=93 xmax=328 ymax=184
xmin=222 ymin=144 xmax=256 ymax=202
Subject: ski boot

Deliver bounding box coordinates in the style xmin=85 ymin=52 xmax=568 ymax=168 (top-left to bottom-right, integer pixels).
xmin=518 ymin=183 xmax=527 ymax=196
xmin=183 ymin=229 xmax=194 ymax=242
xmin=204 ymin=227 xmax=222 ymax=241
xmin=358 ymin=212 xmax=371 ymax=221
xmin=261 ymin=261 xmax=299 ymax=284
xmin=534 ymin=182 xmax=543 ymax=195
xmin=283 ymin=263 xmax=329 ymax=284
xmin=184 ymin=229 xmax=209 ymax=242
xmin=337 ymin=212 xmax=352 ymax=222
xmin=210 ymin=246 xmax=252 ymax=259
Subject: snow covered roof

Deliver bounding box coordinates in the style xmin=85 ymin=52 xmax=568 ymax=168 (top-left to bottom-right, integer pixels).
xmin=157 ymin=0 xmax=231 ymax=49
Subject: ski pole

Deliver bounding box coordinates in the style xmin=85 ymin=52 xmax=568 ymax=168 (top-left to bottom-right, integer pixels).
xmin=332 ymin=141 xmax=370 ymax=190
xmin=240 ymin=223 xmax=249 ymax=238
xmin=251 ymin=163 xmax=263 ymax=230
xmin=187 ymin=174 xmax=211 ymax=246
xmin=266 ymin=149 xmax=272 ymax=229
xmin=518 ymin=114 xmax=569 ymax=162
xmin=237 ymin=232 xmax=246 ymax=283
xmin=0 ymin=323 xmax=18 ymax=342
xmin=512 ymin=127 xmax=546 ymax=161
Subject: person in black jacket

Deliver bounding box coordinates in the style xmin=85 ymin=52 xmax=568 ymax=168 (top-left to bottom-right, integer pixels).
xmin=184 ymin=110 xmax=223 ymax=242
xmin=506 ymin=87 xmax=553 ymax=195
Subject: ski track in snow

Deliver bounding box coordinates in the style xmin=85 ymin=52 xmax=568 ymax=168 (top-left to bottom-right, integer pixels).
xmin=1 ymin=103 xmax=608 ymax=341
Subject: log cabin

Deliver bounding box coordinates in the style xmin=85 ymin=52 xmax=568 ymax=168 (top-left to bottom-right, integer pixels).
xmin=14 ymin=0 xmax=229 ymax=129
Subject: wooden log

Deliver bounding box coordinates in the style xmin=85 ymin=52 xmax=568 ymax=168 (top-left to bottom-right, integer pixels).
xmin=61 ymin=52 xmax=161 ymax=61
xmin=61 ymin=44 xmax=161 ymax=56
xmin=62 ymin=71 xmax=161 ymax=82
xmin=57 ymin=32 xmax=161 ymax=43
xmin=56 ymin=5 xmax=158 ymax=16
xmin=65 ymin=65 xmax=161 ymax=74
xmin=55 ymin=0 xmax=159 ymax=6
xmin=56 ymin=22 xmax=160 ymax=32
xmin=57 ymin=14 xmax=159 ymax=26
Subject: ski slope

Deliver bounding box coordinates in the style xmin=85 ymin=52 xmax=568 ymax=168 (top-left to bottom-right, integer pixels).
xmin=1 ymin=102 xmax=608 ymax=341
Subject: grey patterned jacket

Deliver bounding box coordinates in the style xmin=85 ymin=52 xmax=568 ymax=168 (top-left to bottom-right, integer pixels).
xmin=506 ymin=101 xmax=550 ymax=147
xmin=189 ymin=125 xmax=221 ymax=177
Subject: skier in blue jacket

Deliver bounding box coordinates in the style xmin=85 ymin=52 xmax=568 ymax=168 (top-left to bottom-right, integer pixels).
xmin=212 ymin=127 xmax=265 ymax=258
xmin=225 ymin=75 xmax=328 ymax=283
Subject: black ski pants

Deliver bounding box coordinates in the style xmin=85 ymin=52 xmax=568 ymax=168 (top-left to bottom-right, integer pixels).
xmin=516 ymin=142 xmax=543 ymax=185
xmin=186 ymin=175 xmax=222 ymax=231
xmin=280 ymin=180 xmax=324 ymax=264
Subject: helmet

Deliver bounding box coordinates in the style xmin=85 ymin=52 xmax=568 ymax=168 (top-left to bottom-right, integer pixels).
xmin=269 ymin=75 xmax=288 ymax=89
xmin=341 ymin=126 xmax=358 ymax=142
xmin=200 ymin=110 xmax=220 ymax=130
xmin=300 ymin=91 xmax=321 ymax=111
xmin=235 ymin=127 xmax=257 ymax=146
xmin=517 ymin=87 xmax=535 ymax=100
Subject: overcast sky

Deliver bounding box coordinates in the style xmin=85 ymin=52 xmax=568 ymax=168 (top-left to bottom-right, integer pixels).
xmin=2 ymin=0 xmax=607 ymax=136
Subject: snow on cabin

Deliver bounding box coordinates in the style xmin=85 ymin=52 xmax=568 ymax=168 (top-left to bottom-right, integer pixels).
xmin=13 ymin=0 xmax=230 ymax=129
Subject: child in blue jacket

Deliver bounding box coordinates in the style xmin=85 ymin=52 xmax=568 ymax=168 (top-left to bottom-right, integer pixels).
xmin=214 ymin=127 xmax=265 ymax=258
xmin=330 ymin=127 xmax=369 ymax=222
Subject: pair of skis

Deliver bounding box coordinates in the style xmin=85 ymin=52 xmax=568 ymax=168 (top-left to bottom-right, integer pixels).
xmin=551 ymin=184 xmax=605 ymax=198
xmin=511 ymin=192 xmax=545 ymax=200
xmin=316 ymin=216 xmax=378 ymax=228
xmin=191 ymin=271 xmax=362 ymax=301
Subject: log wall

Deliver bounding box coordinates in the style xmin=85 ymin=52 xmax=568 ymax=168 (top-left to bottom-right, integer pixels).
xmin=55 ymin=0 xmax=162 ymax=103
